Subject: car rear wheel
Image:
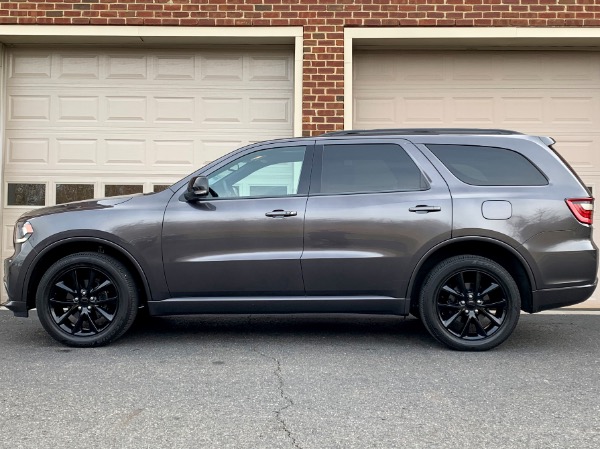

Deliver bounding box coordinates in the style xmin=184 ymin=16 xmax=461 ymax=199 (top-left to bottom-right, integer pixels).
xmin=419 ymin=255 xmax=520 ymax=351
xmin=36 ymin=252 xmax=138 ymax=347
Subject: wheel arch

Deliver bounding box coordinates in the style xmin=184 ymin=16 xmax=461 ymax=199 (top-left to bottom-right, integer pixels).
xmin=407 ymin=237 xmax=536 ymax=314
xmin=24 ymin=237 xmax=152 ymax=310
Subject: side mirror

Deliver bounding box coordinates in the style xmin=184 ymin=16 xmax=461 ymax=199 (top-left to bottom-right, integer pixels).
xmin=184 ymin=176 xmax=210 ymax=201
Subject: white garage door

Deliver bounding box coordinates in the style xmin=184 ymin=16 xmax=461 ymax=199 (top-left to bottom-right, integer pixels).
xmin=1 ymin=46 xmax=294 ymax=274
xmin=353 ymin=50 xmax=600 ymax=193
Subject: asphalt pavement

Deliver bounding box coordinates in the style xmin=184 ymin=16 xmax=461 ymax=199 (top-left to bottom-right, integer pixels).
xmin=1 ymin=310 xmax=599 ymax=449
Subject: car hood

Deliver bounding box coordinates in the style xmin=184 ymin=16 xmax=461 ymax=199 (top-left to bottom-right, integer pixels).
xmin=19 ymin=195 xmax=137 ymax=221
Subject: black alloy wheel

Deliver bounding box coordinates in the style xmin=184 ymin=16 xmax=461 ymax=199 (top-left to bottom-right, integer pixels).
xmin=419 ymin=255 xmax=521 ymax=351
xmin=36 ymin=252 xmax=138 ymax=347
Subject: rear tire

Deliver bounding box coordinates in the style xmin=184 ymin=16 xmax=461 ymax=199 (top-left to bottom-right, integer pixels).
xmin=36 ymin=252 xmax=138 ymax=347
xmin=419 ymin=255 xmax=520 ymax=351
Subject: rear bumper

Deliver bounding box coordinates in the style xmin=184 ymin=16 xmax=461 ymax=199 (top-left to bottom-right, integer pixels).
xmin=531 ymin=281 xmax=597 ymax=313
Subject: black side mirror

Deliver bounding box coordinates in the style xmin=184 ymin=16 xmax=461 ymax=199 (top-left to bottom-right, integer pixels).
xmin=184 ymin=176 xmax=210 ymax=201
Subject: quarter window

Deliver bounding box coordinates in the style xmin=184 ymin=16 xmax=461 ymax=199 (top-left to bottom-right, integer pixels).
xmin=208 ymin=146 xmax=307 ymax=198
xmin=427 ymin=144 xmax=548 ymax=186
xmin=319 ymin=144 xmax=427 ymax=194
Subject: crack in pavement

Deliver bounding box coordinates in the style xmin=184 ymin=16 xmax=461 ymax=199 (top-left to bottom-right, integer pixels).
xmin=253 ymin=348 xmax=302 ymax=449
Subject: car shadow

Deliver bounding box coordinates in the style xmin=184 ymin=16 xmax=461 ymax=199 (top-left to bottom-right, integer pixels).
xmin=124 ymin=313 xmax=435 ymax=347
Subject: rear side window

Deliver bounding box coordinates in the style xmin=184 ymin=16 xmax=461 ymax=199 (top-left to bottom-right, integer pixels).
xmin=319 ymin=143 xmax=427 ymax=194
xmin=427 ymin=144 xmax=548 ymax=186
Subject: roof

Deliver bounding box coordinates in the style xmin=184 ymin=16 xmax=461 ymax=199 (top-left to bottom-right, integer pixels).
xmin=320 ymin=128 xmax=522 ymax=137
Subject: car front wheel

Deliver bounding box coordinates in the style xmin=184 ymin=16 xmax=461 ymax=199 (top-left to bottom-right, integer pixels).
xmin=419 ymin=255 xmax=521 ymax=351
xmin=36 ymin=252 xmax=139 ymax=347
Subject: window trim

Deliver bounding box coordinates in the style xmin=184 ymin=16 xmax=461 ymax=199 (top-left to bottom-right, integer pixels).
xmin=180 ymin=142 xmax=315 ymax=201
xmin=309 ymin=142 xmax=430 ymax=196
xmin=426 ymin=144 xmax=549 ymax=187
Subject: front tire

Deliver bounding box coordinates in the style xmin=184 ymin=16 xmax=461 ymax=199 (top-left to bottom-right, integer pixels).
xmin=36 ymin=252 xmax=139 ymax=347
xmin=419 ymin=255 xmax=520 ymax=351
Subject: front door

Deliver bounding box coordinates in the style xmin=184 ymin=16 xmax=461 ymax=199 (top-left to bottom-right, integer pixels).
xmin=162 ymin=143 xmax=313 ymax=297
xmin=302 ymin=139 xmax=452 ymax=299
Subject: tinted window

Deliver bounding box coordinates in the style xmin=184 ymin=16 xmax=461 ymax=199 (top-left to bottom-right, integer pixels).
xmin=427 ymin=144 xmax=547 ymax=186
xmin=208 ymin=146 xmax=306 ymax=198
xmin=319 ymin=144 xmax=427 ymax=194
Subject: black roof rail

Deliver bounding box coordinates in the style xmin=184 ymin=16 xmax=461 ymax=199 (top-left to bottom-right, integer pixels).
xmin=320 ymin=128 xmax=522 ymax=137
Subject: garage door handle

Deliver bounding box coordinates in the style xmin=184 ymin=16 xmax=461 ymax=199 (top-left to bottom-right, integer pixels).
xmin=265 ymin=210 xmax=297 ymax=218
xmin=409 ymin=205 xmax=441 ymax=213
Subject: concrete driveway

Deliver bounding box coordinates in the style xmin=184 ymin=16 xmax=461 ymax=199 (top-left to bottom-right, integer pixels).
xmin=1 ymin=310 xmax=599 ymax=449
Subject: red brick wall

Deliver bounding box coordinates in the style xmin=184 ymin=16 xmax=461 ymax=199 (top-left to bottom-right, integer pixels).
xmin=1 ymin=0 xmax=599 ymax=136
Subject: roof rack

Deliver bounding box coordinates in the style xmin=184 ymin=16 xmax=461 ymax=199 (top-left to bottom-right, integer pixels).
xmin=320 ymin=128 xmax=522 ymax=137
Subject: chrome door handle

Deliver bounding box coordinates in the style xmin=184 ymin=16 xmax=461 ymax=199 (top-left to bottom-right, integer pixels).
xmin=265 ymin=210 xmax=297 ymax=218
xmin=409 ymin=205 xmax=441 ymax=213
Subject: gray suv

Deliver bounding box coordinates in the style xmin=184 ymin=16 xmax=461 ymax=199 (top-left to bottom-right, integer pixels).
xmin=3 ymin=129 xmax=597 ymax=350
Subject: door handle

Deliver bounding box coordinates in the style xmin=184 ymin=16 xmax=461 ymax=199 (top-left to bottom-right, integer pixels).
xmin=409 ymin=205 xmax=442 ymax=213
xmin=265 ymin=210 xmax=297 ymax=218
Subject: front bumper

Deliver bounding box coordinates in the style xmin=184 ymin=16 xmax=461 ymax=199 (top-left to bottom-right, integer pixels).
xmin=531 ymin=280 xmax=597 ymax=313
xmin=3 ymin=256 xmax=29 ymax=317
xmin=3 ymin=240 xmax=36 ymax=318
xmin=2 ymin=300 xmax=28 ymax=317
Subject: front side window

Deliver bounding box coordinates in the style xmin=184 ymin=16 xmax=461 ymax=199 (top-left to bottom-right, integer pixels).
xmin=427 ymin=144 xmax=548 ymax=186
xmin=319 ymin=143 xmax=427 ymax=195
xmin=208 ymin=146 xmax=307 ymax=198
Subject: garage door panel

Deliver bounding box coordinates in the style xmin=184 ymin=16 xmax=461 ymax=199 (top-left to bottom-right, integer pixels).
xmin=453 ymin=97 xmax=495 ymax=124
xmin=9 ymin=49 xmax=293 ymax=87
xmin=6 ymin=89 xmax=293 ymax=131
xmin=9 ymin=94 xmax=50 ymax=121
xmin=355 ymin=51 xmax=600 ymax=89
xmin=6 ymin=138 xmax=50 ymax=166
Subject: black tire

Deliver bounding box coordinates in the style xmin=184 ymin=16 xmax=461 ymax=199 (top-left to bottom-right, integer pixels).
xmin=419 ymin=255 xmax=520 ymax=351
xmin=36 ymin=252 xmax=139 ymax=347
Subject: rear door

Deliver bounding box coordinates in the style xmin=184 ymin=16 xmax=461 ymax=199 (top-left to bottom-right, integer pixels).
xmin=301 ymin=138 xmax=452 ymax=299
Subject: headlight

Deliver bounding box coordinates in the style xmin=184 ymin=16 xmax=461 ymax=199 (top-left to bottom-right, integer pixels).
xmin=14 ymin=221 xmax=34 ymax=244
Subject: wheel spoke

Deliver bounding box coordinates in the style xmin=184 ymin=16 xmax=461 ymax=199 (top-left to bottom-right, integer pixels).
xmin=479 ymin=308 xmax=503 ymax=327
xmin=49 ymin=298 xmax=75 ymax=306
xmin=87 ymin=312 xmax=100 ymax=334
xmin=87 ymin=269 xmax=96 ymax=290
xmin=479 ymin=282 xmax=500 ymax=297
xmin=55 ymin=281 xmax=76 ymax=295
xmin=474 ymin=271 xmax=481 ymax=296
xmin=71 ymin=312 xmax=85 ymax=334
xmin=90 ymin=279 xmax=112 ymax=294
xmin=482 ymin=299 xmax=507 ymax=309
xmin=472 ymin=316 xmax=488 ymax=337
xmin=438 ymin=303 xmax=462 ymax=310
xmin=442 ymin=310 xmax=463 ymax=328
xmin=459 ymin=316 xmax=472 ymax=337
xmin=57 ymin=306 xmax=78 ymax=325
xmin=92 ymin=306 xmax=114 ymax=322
xmin=71 ymin=269 xmax=81 ymax=294
xmin=442 ymin=285 xmax=463 ymax=297
xmin=456 ymin=272 xmax=468 ymax=296
xmin=94 ymin=296 xmax=118 ymax=305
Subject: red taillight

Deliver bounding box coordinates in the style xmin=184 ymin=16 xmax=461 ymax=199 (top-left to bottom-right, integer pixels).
xmin=566 ymin=198 xmax=594 ymax=225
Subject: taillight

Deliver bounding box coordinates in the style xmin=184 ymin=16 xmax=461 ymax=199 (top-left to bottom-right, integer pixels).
xmin=566 ymin=198 xmax=594 ymax=225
